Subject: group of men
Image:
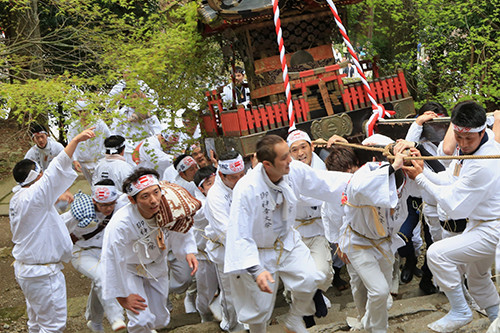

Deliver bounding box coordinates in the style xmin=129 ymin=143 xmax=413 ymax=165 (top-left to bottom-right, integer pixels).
xmin=9 ymin=99 xmax=500 ymax=333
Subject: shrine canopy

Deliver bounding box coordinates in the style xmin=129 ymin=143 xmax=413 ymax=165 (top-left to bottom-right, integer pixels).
xmin=198 ymin=0 xmax=363 ymax=33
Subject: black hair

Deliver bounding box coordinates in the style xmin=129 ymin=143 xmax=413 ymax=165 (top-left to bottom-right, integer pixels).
xmin=219 ymin=150 xmax=240 ymax=162
xmin=173 ymin=154 xmax=191 ymax=170
xmin=451 ymin=100 xmax=486 ymax=128
xmin=122 ymin=167 xmax=160 ymax=198
xmin=234 ymin=66 xmax=245 ymax=74
xmin=104 ymin=135 xmax=125 ymax=154
xmin=256 ymin=134 xmax=285 ymax=163
xmin=194 ymin=165 xmax=217 ymax=187
xmin=29 ymin=123 xmax=47 ymax=136
xmin=417 ymin=101 xmax=447 ymax=116
xmin=13 ymin=159 xmax=36 ymax=183
xmin=94 ymin=179 xmax=115 ymax=187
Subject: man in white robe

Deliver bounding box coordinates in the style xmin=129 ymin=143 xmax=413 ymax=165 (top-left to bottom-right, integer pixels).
xmin=337 ymin=154 xmax=418 ymax=333
xmin=403 ymin=100 xmax=500 ymax=333
xmin=25 ymin=123 xmax=73 ymax=211
xmin=286 ymin=130 xmax=334 ymax=327
xmin=132 ymin=129 xmax=178 ymax=177
xmin=167 ymin=154 xmax=200 ymax=310
xmin=204 ymin=151 xmax=246 ymax=332
xmin=62 ymin=180 xmax=127 ymax=332
xmin=93 ymin=135 xmax=134 ymax=189
xmin=67 ymin=101 xmax=111 ymax=184
xmin=171 ymin=154 xmax=199 ymax=196
xmin=101 ymin=168 xmax=198 ymax=333
xmin=10 ymin=127 xmax=96 ymax=333
xmin=188 ymin=166 xmax=219 ymax=322
xmin=25 ymin=123 xmax=65 ymax=170
xmin=224 ymin=135 xmax=351 ymax=333
xmin=110 ymin=107 xmax=162 ymax=166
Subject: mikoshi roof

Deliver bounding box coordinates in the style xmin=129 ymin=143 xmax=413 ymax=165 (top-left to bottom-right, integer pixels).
xmin=199 ymin=0 xmax=363 ymax=29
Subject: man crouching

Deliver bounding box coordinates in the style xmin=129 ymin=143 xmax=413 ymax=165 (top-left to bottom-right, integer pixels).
xmin=101 ymin=168 xmax=198 ymax=332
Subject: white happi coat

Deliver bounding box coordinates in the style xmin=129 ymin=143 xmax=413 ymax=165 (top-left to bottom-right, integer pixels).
xmin=163 ymin=165 xmax=178 ymax=182
xmin=204 ymin=174 xmax=233 ymax=265
xmin=224 ymin=160 xmax=351 ymax=274
xmin=405 ymin=122 xmax=439 ymax=156
xmin=416 ymin=133 xmax=500 ymax=224
xmin=93 ymin=155 xmax=134 ymax=190
xmin=338 ymin=162 xmax=420 ymax=257
xmin=10 ymin=151 xmax=76 ymax=277
xmin=294 ymin=152 xmax=327 ymax=238
xmin=418 ymin=132 xmax=500 ymax=310
xmin=101 ymin=203 xmax=197 ymax=301
xmin=25 ymin=137 xmax=64 ymax=170
xmin=136 ymin=135 xmax=174 ymax=176
xmin=110 ymin=108 xmax=162 ymax=161
xmin=172 ymin=174 xmax=198 ymax=197
xmin=67 ymin=119 xmax=110 ymax=167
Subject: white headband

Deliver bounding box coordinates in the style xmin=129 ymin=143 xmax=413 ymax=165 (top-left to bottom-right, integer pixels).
xmin=176 ymin=156 xmax=197 ymax=173
xmin=19 ymin=161 xmax=42 ymax=187
xmin=126 ymin=174 xmax=160 ymax=197
xmin=93 ymin=185 xmax=119 ymax=203
xmin=105 ymin=142 xmax=125 ymax=154
xmin=198 ymin=173 xmax=215 ymax=188
xmin=218 ymin=155 xmax=244 ymax=175
xmin=452 ymin=123 xmax=487 ymax=133
xmin=286 ymin=130 xmax=311 ymax=147
xmin=32 ymin=131 xmax=48 ymax=138
xmin=12 ymin=161 xmax=42 ymax=193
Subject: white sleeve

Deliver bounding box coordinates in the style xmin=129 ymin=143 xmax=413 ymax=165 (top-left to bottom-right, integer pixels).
xmin=30 ymin=150 xmax=77 ymax=207
xmin=291 ymin=160 xmax=351 ymax=205
xmin=61 ymin=211 xmax=78 ymax=233
xmin=221 ymin=85 xmax=233 ymax=104
xmin=422 ymin=167 xmax=453 ymax=186
xmin=415 ymin=162 xmax=494 ymax=219
xmin=144 ymin=115 xmax=162 ymax=135
xmin=405 ymin=122 xmax=423 ymax=142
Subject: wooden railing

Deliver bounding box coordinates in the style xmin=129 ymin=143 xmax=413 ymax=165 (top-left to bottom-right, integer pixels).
xmin=201 ymin=68 xmax=410 ymax=137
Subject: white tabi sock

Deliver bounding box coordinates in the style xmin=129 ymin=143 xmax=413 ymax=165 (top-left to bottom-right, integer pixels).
xmin=487 ymin=317 xmax=500 ymax=333
xmin=486 ymin=304 xmax=500 ymax=322
xmin=428 ymin=286 xmax=473 ymax=333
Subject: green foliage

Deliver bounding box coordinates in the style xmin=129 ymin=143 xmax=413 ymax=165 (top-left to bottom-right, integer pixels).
xmin=0 ymin=0 xmax=224 ymax=132
xmin=347 ymin=0 xmax=500 ymax=111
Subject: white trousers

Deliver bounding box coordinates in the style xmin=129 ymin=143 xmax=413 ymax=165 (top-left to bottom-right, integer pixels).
xmin=126 ymin=274 xmax=170 ymax=333
xmin=427 ymin=221 xmax=500 ymax=309
xmin=302 ymin=235 xmax=333 ymax=292
xmin=216 ymin=263 xmax=242 ymax=331
xmin=71 ymin=248 xmax=124 ymax=325
xmin=16 ymin=270 xmax=67 ymax=333
xmin=168 ymin=252 xmax=192 ymax=294
xmin=425 ymin=216 xmax=443 ymax=242
xmin=347 ymin=247 xmax=394 ymax=333
xmin=230 ymin=238 xmax=322 ymax=325
xmin=195 ymin=259 xmax=219 ymax=317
